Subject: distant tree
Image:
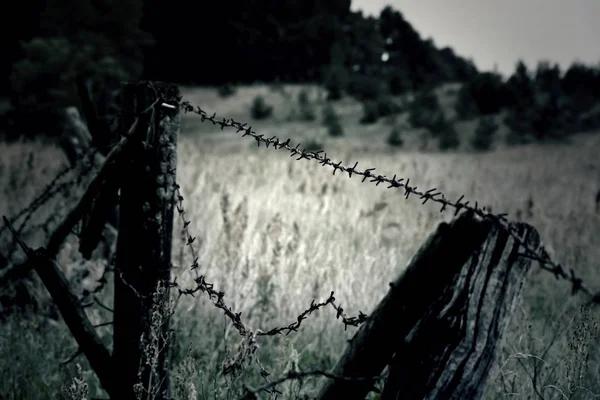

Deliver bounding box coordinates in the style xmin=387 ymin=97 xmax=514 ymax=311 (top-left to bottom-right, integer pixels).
xmin=455 ymin=85 xmax=479 ymax=120
xmin=379 ymin=6 xmax=477 ymax=90
xmin=386 ymin=67 xmax=412 ymax=95
xmin=438 ymin=47 xmax=478 ymax=82
xmin=534 ymin=61 xmax=562 ymax=93
xmin=471 ymin=116 xmax=498 ymax=151
xmin=531 ymin=84 xmax=567 ymax=141
xmin=408 ymin=89 xmax=442 ymax=129
xmin=465 ymin=72 xmax=511 ymax=115
xmin=561 ymin=62 xmax=600 ymax=113
xmin=8 ymin=0 xmax=153 ymax=136
xmin=347 ymin=74 xmax=389 ymax=101
xmin=322 ymin=42 xmax=349 ymax=100
xmin=506 ymin=60 xmax=535 ymax=108
xmin=504 ymin=103 xmax=534 ymax=145
xmin=143 ymin=0 xmax=352 ymax=85
xmin=379 ymin=6 xmax=439 ymax=90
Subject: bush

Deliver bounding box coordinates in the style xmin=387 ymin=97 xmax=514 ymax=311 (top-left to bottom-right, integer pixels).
xmin=388 ymin=69 xmax=412 ymax=95
xmin=217 ymin=83 xmax=236 ymax=97
xmin=386 ymin=127 xmax=404 ymax=147
xmin=428 ymin=113 xmax=453 ymax=136
xmin=9 ymin=35 xmax=132 ymax=137
xmin=455 ymin=85 xmax=479 ymax=120
xmin=438 ymin=124 xmax=460 ymax=150
xmin=347 ymin=74 xmax=389 ymax=101
xmin=297 ymin=89 xmax=316 ymax=121
xmin=471 ymin=116 xmax=498 ymax=151
xmin=322 ymin=65 xmax=348 ymax=101
xmin=304 ymin=138 xmax=324 ymax=152
xmin=360 ymin=101 xmax=379 ymax=124
xmin=579 ymin=107 xmax=600 ymax=132
xmin=322 ymin=104 xmax=343 ymax=136
xmin=456 ymin=72 xmax=511 ymax=118
xmin=322 ymin=103 xmax=337 ymax=127
xmin=469 ymin=72 xmax=511 ymax=114
xmin=504 ymin=106 xmax=534 ymax=145
xmin=250 ymin=96 xmax=273 ymax=120
xmin=376 ymin=96 xmax=398 ymax=117
xmin=505 ymin=89 xmax=567 ymax=143
xmin=408 ymin=89 xmax=445 ymax=131
xmin=327 ymin=118 xmax=344 ymax=137
xmin=298 ymin=88 xmax=310 ymax=106
xmin=530 ymin=93 xmax=565 ymax=141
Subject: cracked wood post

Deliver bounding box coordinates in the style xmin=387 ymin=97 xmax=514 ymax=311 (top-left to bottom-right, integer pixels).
xmin=112 ymin=81 xmax=180 ymax=399
xmin=317 ymin=210 xmax=541 ymax=400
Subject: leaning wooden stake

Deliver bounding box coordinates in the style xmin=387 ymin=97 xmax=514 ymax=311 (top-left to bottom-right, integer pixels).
xmin=317 ymin=210 xmax=540 ymax=400
xmin=112 ymin=81 xmax=181 ymax=399
xmin=2 ymin=216 xmax=114 ymax=397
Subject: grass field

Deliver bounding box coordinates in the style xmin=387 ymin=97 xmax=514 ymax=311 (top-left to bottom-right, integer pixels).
xmin=1 ymin=84 xmax=600 ymax=399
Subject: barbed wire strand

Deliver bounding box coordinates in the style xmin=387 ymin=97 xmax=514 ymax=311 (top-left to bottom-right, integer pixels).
xmin=176 ymin=101 xmax=600 ymax=307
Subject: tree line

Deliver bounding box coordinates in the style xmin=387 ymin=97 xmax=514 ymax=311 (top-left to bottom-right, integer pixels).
xmin=2 ymin=0 xmax=599 ymax=144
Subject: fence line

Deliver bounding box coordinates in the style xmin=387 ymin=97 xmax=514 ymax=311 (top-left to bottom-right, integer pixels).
xmin=2 ymin=88 xmax=599 ymax=398
xmin=176 ymin=100 xmax=600 ymax=305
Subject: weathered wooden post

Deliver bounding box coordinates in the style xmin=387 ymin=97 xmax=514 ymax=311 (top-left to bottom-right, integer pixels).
xmin=112 ymin=81 xmax=180 ymax=399
xmin=317 ymin=211 xmax=541 ymax=400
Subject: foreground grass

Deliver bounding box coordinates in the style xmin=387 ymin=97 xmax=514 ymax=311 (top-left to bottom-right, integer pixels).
xmin=1 ymin=86 xmax=600 ymax=399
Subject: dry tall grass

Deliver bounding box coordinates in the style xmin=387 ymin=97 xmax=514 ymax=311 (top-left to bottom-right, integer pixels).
xmin=1 ymin=85 xmax=599 ymax=399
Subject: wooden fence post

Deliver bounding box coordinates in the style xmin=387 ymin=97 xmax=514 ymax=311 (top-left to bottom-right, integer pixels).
xmin=112 ymin=81 xmax=181 ymax=399
xmin=317 ymin=210 xmax=541 ymax=400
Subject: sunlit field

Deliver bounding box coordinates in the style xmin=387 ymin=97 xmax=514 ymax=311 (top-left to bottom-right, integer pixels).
xmin=1 ymin=84 xmax=600 ymax=399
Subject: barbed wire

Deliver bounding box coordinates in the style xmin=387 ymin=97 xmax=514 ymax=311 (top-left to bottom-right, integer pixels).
xmin=0 ymin=146 xmax=98 ymax=239
xmin=4 ymin=93 xmax=598 ymax=396
xmin=170 ymin=182 xmax=369 ymax=333
xmin=177 ymin=100 xmax=600 ymax=306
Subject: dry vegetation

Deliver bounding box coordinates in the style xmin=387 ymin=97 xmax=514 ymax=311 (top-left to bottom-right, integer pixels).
xmin=1 ymin=84 xmax=600 ymax=399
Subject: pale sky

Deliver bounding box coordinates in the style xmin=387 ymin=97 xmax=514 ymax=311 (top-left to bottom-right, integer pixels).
xmin=351 ymin=0 xmax=600 ymax=77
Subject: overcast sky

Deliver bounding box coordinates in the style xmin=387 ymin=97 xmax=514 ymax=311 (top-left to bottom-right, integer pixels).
xmin=351 ymin=0 xmax=600 ymax=77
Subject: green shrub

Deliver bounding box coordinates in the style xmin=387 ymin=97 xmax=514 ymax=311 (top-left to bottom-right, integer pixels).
xmin=376 ymin=96 xmax=397 ymax=117
xmin=471 ymin=116 xmax=498 ymax=151
xmin=300 ymin=107 xmax=316 ymax=121
xmin=466 ymin=72 xmax=511 ymax=115
xmin=217 ymin=83 xmax=236 ymax=97
xmin=322 ymin=65 xmax=348 ymax=101
xmin=347 ymin=74 xmax=389 ymax=101
xmin=298 ymin=88 xmax=310 ymax=107
xmin=428 ymin=112 xmax=452 ymax=136
xmin=579 ymin=107 xmax=600 ymax=132
xmin=438 ymin=124 xmax=460 ymax=150
xmin=304 ymin=138 xmax=324 ymax=152
xmin=250 ymin=95 xmax=273 ymax=120
xmin=321 ymin=104 xmax=343 ymax=136
xmin=9 ymin=35 xmax=132 ymax=137
xmin=322 ymin=103 xmax=337 ymax=127
xmin=360 ymin=101 xmax=379 ymax=124
xmin=455 ymin=86 xmax=479 ymax=120
xmin=327 ymin=119 xmax=344 ymax=137
xmin=386 ymin=127 xmax=404 ymax=147
xmin=388 ymin=69 xmax=411 ymax=95
xmin=504 ymin=105 xmax=535 ymax=144
xmin=298 ymin=89 xmax=316 ymax=121
xmin=408 ymin=89 xmax=443 ymax=129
